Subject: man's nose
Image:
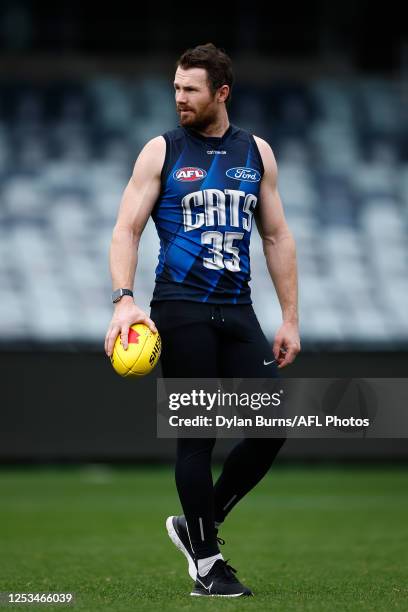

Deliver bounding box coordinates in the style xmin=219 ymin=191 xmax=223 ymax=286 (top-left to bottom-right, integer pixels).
xmin=176 ymin=90 xmax=187 ymax=104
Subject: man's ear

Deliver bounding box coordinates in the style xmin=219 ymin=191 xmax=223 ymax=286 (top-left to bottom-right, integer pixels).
xmin=217 ymin=85 xmax=230 ymax=103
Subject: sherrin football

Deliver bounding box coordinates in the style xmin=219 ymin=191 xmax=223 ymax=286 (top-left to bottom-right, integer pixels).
xmin=110 ymin=323 xmax=161 ymax=377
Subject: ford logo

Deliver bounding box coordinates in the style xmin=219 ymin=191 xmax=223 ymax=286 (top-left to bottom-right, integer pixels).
xmin=226 ymin=167 xmax=261 ymax=182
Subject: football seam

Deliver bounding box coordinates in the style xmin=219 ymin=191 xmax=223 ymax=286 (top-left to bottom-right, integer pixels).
xmin=115 ymin=331 xmax=150 ymax=375
xmin=113 ymin=327 xmax=159 ymax=376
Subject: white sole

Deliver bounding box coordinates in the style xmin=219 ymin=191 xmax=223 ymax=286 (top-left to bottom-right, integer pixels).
xmin=191 ymin=592 xmax=246 ymax=597
xmin=165 ymin=516 xmax=197 ymax=580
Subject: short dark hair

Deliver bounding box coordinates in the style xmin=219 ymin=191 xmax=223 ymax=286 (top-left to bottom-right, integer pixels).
xmin=176 ymin=43 xmax=234 ymax=105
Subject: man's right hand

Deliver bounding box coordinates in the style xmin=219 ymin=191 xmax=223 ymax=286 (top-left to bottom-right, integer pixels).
xmin=104 ymin=297 xmax=157 ymax=357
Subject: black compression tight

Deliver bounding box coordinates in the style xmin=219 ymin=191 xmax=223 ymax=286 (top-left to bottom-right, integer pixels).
xmin=175 ymin=436 xmax=285 ymax=559
xmin=150 ymin=300 xmax=286 ymax=560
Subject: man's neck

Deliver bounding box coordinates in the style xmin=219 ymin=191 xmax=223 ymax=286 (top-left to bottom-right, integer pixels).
xmin=193 ymin=111 xmax=230 ymax=138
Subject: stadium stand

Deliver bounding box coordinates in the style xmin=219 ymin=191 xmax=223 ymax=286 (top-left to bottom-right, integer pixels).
xmin=0 ymin=77 xmax=407 ymax=346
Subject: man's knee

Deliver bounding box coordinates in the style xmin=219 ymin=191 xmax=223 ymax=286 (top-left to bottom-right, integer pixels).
xmin=176 ymin=438 xmax=217 ymax=463
xmin=242 ymin=436 xmax=286 ymax=458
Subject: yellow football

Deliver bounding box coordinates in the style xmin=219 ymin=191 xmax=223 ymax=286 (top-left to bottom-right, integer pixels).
xmin=110 ymin=323 xmax=161 ymax=377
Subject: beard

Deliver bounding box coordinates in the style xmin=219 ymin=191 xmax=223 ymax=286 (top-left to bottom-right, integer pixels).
xmin=177 ymin=105 xmax=217 ymax=131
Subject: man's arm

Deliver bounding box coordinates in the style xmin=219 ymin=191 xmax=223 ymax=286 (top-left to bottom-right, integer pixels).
xmin=254 ymin=135 xmax=301 ymax=368
xmin=104 ymin=136 xmax=166 ymax=357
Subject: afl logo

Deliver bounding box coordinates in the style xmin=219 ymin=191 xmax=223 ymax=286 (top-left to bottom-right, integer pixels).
xmin=226 ymin=167 xmax=261 ymax=182
xmin=174 ymin=167 xmax=207 ymax=182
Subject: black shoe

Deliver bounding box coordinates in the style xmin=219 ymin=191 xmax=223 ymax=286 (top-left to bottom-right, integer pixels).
xmin=191 ymin=559 xmax=253 ymax=597
xmin=166 ymin=515 xmax=196 ymax=580
xmin=166 ymin=515 xmax=226 ymax=581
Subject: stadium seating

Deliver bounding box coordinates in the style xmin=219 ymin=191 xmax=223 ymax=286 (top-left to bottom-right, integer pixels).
xmin=0 ymin=77 xmax=407 ymax=345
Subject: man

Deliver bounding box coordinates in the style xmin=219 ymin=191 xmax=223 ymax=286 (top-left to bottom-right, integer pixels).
xmin=105 ymin=43 xmax=300 ymax=597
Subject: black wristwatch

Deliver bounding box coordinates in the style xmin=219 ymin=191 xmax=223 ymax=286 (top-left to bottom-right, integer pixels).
xmin=112 ymin=288 xmax=134 ymax=303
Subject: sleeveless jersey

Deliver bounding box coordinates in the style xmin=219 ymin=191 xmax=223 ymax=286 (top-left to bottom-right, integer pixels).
xmin=150 ymin=124 xmax=264 ymax=304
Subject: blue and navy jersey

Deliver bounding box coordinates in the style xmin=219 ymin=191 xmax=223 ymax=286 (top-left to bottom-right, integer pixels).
xmin=150 ymin=124 xmax=264 ymax=304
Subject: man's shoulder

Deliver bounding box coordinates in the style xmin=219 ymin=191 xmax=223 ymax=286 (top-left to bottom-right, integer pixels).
xmin=252 ymin=135 xmax=276 ymax=164
xmin=140 ymin=135 xmax=166 ymax=153
xmin=229 ymin=123 xmax=249 ymax=138
xmin=134 ymin=136 xmax=166 ymax=174
xmin=229 ymin=125 xmax=271 ymax=149
xmin=252 ymin=135 xmax=277 ymax=179
xmin=140 ymin=130 xmax=184 ymax=154
xmin=229 ymin=124 xmax=264 ymax=147
xmin=252 ymin=134 xmax=270 ymax=146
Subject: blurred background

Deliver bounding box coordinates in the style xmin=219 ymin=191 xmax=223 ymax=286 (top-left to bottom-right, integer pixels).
xmin=1 ymin=6 xmax=407 ymax=609
xmin=1 ymin=1 xmax=407 ymax=462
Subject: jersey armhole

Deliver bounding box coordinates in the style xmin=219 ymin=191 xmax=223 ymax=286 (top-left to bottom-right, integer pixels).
xmin=159 ymin=133 xmax=171 ymax=188
xmin=150 ymin=134 xmax=169 ymax=217
xmin=250 ymin=134 xmax=265 ymax=176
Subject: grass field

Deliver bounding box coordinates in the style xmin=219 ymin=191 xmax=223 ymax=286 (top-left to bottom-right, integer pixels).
xmin=0 ymin=465 xmax=407 ymax=611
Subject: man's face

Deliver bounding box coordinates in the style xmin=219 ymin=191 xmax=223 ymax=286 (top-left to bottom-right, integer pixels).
xmin=174 ymin=67 xmax=218 ymax=130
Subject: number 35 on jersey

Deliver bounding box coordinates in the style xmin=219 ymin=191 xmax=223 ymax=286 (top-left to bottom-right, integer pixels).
xmin=181 ymin=188 xmax=257 ymax=272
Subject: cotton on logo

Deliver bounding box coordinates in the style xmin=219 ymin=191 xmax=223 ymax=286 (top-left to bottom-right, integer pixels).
xmin=173 ymin=167 xmax=207 ymax=182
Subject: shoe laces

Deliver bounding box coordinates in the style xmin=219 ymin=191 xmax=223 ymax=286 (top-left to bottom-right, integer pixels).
xmin=215 ymin=527 xmax=225 ymax=546
xmin=212 ymin=559 xmax=239 ymax=583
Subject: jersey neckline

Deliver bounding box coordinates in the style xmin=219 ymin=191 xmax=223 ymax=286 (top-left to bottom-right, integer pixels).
xmin=182 ymin=123 xmax=234 ymax=145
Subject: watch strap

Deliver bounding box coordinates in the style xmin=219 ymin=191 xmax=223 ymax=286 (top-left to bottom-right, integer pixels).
xmin=112 ymin=288 xmax=134 ymax=303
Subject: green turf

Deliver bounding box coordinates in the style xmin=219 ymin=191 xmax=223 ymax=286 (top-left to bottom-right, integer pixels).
xmin=0 ymin=465 xmax=407 ymax=611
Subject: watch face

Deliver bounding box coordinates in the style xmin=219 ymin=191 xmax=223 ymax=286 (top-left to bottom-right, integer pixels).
xmin=112 ymin=289 xmax=133 ymax=303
